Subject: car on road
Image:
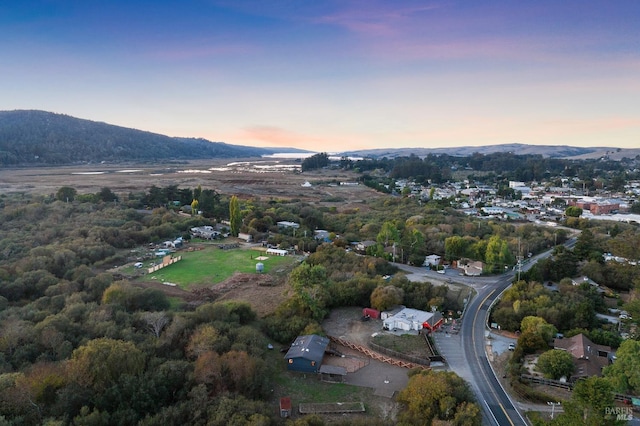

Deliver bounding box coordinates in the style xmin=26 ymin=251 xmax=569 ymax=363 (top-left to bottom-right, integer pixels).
xmin=508 ymin=343 xmax=516 ymax=351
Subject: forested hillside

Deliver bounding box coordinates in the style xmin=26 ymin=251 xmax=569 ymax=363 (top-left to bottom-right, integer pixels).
xmin=0 ymin=110 xmax=277 ymax=165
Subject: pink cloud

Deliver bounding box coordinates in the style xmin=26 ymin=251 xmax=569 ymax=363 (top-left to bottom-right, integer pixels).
xmin=232 ymin=125 xmax=368 ymax=151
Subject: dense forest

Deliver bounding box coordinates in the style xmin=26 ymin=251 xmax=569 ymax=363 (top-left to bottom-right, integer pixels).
xmin=0 ymin=110 xmax=282 ymax=165
xmin=0 ymin=187 xmax=486 ymax=425
xmin=349 ymin=152 xmax=637 ymax=189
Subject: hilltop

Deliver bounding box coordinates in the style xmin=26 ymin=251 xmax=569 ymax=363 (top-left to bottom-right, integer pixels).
xmin=2 ymin=110 xmax=637 ymax=166
xmin=0 ymin=110 xmax=305 ymax=166
xmin=342 ymin=144 xmax=640 ymax=160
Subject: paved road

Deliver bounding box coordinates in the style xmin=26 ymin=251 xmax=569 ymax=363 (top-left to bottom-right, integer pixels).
xmin=463 ymin=273 xmax=528 ymax=426
xmin=398 ymin=238 xmax=580 ymax=425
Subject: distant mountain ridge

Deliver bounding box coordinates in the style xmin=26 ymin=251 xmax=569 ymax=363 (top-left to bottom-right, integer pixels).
xmin=341 ymin=144 xmax=640 ymax=160
xmin=1 ymin=110 xmax=636 ymax=165
xmin=0 ymin=110 xmax=306 ymax=166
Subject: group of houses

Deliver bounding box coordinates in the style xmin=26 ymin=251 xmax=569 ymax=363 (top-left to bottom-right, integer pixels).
xmin=398 ymin=177 xmax=639 ymax=223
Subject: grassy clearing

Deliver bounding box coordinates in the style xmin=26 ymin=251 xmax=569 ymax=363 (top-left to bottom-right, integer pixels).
xmin=144 ymin=246 xmax=296 ymax=289
xmin=371 ymin=333 xmax=429 ymax=356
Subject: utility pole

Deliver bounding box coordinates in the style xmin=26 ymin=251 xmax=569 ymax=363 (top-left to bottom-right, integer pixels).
xmin=517 ymin=238 xmax=523 ymax=282
xmin=547 ymin=401 xmax=561 ymax=419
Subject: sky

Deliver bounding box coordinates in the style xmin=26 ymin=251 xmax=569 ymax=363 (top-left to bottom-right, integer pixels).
xmin=1 ymin=1 xmax=639 ymax=152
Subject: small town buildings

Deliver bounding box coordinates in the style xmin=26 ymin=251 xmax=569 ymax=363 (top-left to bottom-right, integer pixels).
xmin=553 ymin=333 xmax=612 ymax=379
xmin=284 ymin=335 xmax=329 ymax=373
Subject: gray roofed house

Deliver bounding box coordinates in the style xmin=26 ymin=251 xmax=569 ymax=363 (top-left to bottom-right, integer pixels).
xmin=284 ymin=335 xmax=329 ymax=373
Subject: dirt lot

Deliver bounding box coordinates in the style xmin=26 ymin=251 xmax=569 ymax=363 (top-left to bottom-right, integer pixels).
xmin=134 ymin=270 xmax=292 ymax=317
xmin=323 ymin=307 xmax=381 ymax=345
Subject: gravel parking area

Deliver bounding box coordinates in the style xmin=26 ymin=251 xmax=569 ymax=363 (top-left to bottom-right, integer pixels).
xmin=322 ymin=307 xmax=412 ymax=397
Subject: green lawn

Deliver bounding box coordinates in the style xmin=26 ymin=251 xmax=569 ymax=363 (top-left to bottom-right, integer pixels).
xmin=144 ymin=247 xmax=296 ymax=289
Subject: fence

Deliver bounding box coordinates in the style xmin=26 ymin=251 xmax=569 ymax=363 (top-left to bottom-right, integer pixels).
xmin=147 ymin=255 xmax=182 ymax=274
xmin=423 ymin=333 xmax=446 ymax=363
xmin=368 ymin=341 xmax=430 ymax=366
xmin=328 ymin=335 xmax=430 ymax=370
xmin=521 ymin=374 xmax=639 ymax=407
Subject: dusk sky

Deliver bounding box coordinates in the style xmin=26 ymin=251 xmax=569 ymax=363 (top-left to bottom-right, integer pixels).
xmin=2 ymin=1 xmax=639 ymax=152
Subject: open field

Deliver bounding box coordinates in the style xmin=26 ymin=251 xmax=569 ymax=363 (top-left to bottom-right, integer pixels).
xmin=0 ymin=159 xmax=383 ymax=211
xmin=142 ymin=245 xmax=297 ymax=289
xmin=122 ymin=243 xmax=300 ymax=316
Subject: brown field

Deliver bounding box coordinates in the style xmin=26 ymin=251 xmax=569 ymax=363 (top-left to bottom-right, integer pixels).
xmin=0 ymin=159 xmax=381 ymax=212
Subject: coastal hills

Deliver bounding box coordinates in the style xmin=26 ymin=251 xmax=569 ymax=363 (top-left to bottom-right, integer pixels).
xmin=1 ymin=110 xmax=638 ymax=166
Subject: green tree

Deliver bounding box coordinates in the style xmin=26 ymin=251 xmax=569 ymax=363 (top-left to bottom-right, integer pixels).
xmin=229 ymin=195 xmax=241 ymax=237
xmin=553 ymin=377 xmax=622 ymax=426
xmin=485 ymin=235 xmax=512 ymax=273
xmin=565 ymin=206 xmax=583 ymax=217
xmin=397 ymin=370 xmax=480 ymax=425
xmin=301 ymin=152 xmax=329 ymax=171
xmin=521 ymin=316 xmax=557 ymax=344
xmin=193 ymin=184 xmax=202 ymax=201
xmin=377 ymin=221 xmax=399 ymax=248
xmin=370 ymin=285 xmax=403 ymax=311
xmin=186 ymin=324 xmax=222 ymax=359
xmin=97 ymin=187 xmax=118 ymax=203
xmin=445 ymin=236 xmax=467 ymax=261
xmin=536 ymin=349 xmax=574 ymax=380
xmin=56 ymin=186 xmax=77 ymax=202
xmin=69 ymin=338 xmax=145 ymax=391
xmin=574 ymin=229 xmax=599 ymax=261
xmin=288 ymin=263 xmax=330 ymax=320
xmin=603 ymin=339 xmax=640 ymax=395
xmin=198 ymin=189 xmax=219 ymax=218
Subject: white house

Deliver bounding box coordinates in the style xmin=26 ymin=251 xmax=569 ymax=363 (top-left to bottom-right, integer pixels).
xmin=423 ymin=254 xmax=442 ymax=267
xmin=266 ymin=248 xmax=288 ymax=256
xmin=382 ymin=308 xmax=434 ymax=332
xmin=277 ymin=221 xmax=300 ymax=229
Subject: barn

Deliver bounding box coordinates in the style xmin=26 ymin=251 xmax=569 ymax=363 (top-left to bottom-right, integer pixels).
xmin=284 ymin=335 xmax=329 ymax=373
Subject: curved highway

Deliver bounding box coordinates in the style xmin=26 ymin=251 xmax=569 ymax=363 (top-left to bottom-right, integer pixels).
xmin=462 ymin=272 xmax=527 ymax=425
xmin=397 ymin=237 xmax=578 ymax=425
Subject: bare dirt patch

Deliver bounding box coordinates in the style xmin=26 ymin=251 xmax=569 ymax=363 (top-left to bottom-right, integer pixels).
xmin=322 ymin=307 xmax=381 ymax=346
xmin=136 ymin=271 xmax=291 ymax=317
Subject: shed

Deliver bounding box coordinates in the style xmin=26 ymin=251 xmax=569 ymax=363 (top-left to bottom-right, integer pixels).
xmin=362 ymin=308 xmax=380 ymax=319
xmin=319 ymin=365 xmax=347 ymax=383
xmin=284 ymin=335 xmax=329 ymax=373
xmin=280 ymin=397 xmax=292 ymax=418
